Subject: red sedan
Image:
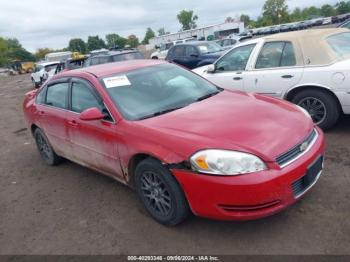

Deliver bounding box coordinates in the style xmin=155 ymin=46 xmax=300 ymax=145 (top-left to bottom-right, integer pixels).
xmin=23 ymin=60 xmax=325 ymax=225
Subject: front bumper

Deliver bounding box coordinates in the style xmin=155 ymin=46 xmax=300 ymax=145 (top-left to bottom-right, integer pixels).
xmin=171 ymin=127 xmax=325 ymax=221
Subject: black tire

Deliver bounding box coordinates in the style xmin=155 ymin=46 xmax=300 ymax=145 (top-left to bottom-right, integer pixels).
xmin=134 ymin=158 xmax=190 ymax=226
xmin=151 ymin=56 xmax=158 ymax=59
xmin=34 ymin=128 xmax=62 ymax=165
xmin=292 ymin=89 xmax=340 ymax=130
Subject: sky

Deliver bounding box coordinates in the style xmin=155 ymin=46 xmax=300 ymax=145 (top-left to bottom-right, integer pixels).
xmin=0 ymin=0 xmax=339 ymax=52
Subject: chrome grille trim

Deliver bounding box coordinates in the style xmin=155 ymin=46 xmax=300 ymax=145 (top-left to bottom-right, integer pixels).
xmin=276 ymin=128 xmax=318 ymax=168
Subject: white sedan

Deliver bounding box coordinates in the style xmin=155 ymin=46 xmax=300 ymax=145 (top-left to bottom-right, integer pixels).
xmin=31 ymin=61 xmax=60 ymax=88
xmin=193 ymin=28 xmax=350 ymax=130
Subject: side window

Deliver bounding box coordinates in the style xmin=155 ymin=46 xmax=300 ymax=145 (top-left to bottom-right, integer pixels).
xmin=216 ymin=44 xmax=256 ymax=72
xmin=36 ymin=88 xmax=46 ymax=104
xmin=46 ymin=82 xmax=69 ymax=109
xmin=186 ymin=46 xmax=198 ymax=56
xmin=255 ymin=42 xmax=296 ymax=69
xmin=71 ymin=82 xmax=102 ymax=113
xmin=173 ymin=46 xmax=185 ymax=57
xmin=281 ymin=42 xmax=297 ymax=67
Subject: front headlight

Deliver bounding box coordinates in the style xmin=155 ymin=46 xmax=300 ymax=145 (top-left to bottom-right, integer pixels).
xmin=190 ymin=149 xmax=267 ymax=176
xmin=296 ymin=105 xmax=312 ymax=120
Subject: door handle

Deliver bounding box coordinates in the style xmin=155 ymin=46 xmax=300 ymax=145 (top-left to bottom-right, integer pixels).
xmin=233 ymin=77 xmax=242 ymax=80
xmin=39 ymin=110 xmax=45 ymax=115
xmin=67 ymin=120 xmax=78 ymax=127
xmin=281 ymin=75 xmax=294 ymax=79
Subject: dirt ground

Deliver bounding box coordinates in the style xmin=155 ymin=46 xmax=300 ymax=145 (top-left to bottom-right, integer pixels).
xmin=0 ymin=74 xmax=349 ymax=255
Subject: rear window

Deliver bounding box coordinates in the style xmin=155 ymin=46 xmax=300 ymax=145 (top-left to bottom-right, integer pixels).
xmin=112 ymin=52 xmax=144 ymax=62
xmin=327 ymin=32 xmax=350 ymax=57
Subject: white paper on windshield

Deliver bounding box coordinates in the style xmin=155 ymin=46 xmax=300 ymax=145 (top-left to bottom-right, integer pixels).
xmin=104 ymin=75 xmax=131 ymax=88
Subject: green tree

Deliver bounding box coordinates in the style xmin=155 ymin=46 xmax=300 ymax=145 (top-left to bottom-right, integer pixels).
xmin=303 ymin=6 xmax=321 ymax=19
xmin=87 ymin=35 xmax=106 ymax=51
xmin=320 ymin=4 xmax=336 ymax=17
xmin=262 ymin=0 xmax=289 ymax=24
xmin=126 ymin=35 xmax=139 ymax=48
xmin=142 ymin=28 xmax=155 ymax=45
xmin=106 ymin=33 xmax=127 ymax=49
xmin=0 ymin=38 xmax=9 ymax=66
xmin=68 ymin=38 xmax=86 ymax=53
xmin=240 ymin=14 xmax=251 ymax=26
xmin=336 ymin=1 xmax=350 ymax=14
xmin=177 ymin=10 xmax=198 ymax=31
xmin=34 ymin=48 xmax=52 ymax=60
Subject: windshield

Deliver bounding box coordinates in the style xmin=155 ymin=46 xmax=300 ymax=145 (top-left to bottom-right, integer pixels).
xmin=196 ymin=42 xmax=222 ymax=54
xmin=327 ymin=32 xmax=350 ymax=57
xmin=102 ymin=63 xmax=220 ymax=120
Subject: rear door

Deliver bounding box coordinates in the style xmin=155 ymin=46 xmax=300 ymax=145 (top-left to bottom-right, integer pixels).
xmin=65 ymin=78 xmax=123 ymax=178
xmin=244 ymin=41 xmax=303 ymax=98
xmin=36 ymin=80 xmax=71 ymax=157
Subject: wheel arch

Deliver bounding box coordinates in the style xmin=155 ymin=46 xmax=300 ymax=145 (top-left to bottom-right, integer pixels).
xmin=30 ymin=124 xmax=39 ymax=136
xmin=284 ymin=84 xmax=343 ymax=114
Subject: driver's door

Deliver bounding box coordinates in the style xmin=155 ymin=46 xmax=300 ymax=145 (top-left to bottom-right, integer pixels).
xmin=65 ymin=78 xmax=123 ymax=178
xmin=200 ymin=44 xmax=257 ymax=91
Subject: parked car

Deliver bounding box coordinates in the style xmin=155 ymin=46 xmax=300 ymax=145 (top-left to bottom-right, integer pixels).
xmin=31 ymin=61 xmax=60 ymax=88
xmin=193 ymin=28 xmax=350 ymax=130
xmin=54 ymin=56 xmax=87 ymax=75
xmin=216 ymin=38 xmax=239 ymax=50
xmin=23 ymin=59 xmax=325 ymax=225
xmin=151 ymin=42 xmax=174 ymax=60
xmin=338 ymin=18 xmax=350 ymax=29
xmin=165 ymin=41 xmax=225 ymax=69
xmin=84 ymin=49 xmax=144 ymax=67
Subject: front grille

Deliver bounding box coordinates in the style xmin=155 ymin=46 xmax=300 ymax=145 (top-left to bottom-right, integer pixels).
xmin=276 ymin=129 xmax=317 ymax=167
xmin=292 ymin=155 xmax=323 ymax=198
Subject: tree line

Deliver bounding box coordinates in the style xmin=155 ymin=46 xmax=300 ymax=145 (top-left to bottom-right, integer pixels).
xmin=239 ymin=0 xmax=350 ymax=28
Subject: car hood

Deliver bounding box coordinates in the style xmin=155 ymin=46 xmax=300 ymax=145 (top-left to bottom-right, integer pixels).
xmin=137 ymin=90 xmax=314 ymax=162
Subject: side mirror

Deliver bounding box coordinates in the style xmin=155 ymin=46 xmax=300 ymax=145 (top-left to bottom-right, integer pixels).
xmin=207 ymin=64 xmax=216 ymax=73
xmin=79 ymin=107 xmax=105 ymax=121
xmin=155 ymin=45 xmax=160 ymax=50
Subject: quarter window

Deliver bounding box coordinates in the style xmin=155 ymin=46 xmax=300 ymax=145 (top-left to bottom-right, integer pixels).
xmin=71 ymin=82 xmax=101 ymax=113
xmin=216 ymin=44 xmax=256 ymax=72
xmin=255 ymin=42 xmax=296 ymax=69
xmin=46 ymin=82 xmax=69 ymax=109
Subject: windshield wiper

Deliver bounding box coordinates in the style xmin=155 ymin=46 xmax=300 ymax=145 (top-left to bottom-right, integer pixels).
xmin=137 ymin=105 xmax=187 ymax=120
xmin=195 ymin=91 xmax=220 ymax=102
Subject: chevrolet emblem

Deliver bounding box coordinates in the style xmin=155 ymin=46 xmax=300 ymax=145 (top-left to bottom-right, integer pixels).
xmin=300 ymin=142 xmax=309 ymax=152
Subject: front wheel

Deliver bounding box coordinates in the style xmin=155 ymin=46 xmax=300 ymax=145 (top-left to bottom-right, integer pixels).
xmin=135 ymin=158 xmax=190 ymax=226
xmin=292 ymin=89 xmax=340 ymax=130
xmin=34 ymin=128 xmax=62 ymax=165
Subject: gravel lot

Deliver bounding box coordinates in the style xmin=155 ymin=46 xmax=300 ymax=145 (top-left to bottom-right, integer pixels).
xmin=0 ymin=74 xmax=349 ymax=255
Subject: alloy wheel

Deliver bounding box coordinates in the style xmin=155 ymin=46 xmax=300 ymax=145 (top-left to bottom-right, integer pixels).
xmin=140 ymin=171 xmax=172 ymax=217
xmin=298 ymin=97 xmax=327 ymax=125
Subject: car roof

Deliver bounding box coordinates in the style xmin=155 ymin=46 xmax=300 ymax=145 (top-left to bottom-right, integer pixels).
xmin=59 ymin=59 xmax=167 ymax=78
xmin=90 ymin=49 xmax=140 ymax=58
xmin=36 ymin=61 xmax=60 ymax=66
xmin=239 ymin=28 xmax=350 ymax=66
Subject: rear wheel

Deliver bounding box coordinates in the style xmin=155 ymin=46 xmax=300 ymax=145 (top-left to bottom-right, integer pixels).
xmin=34 ymin=128 xmax=62 ymax=165
xmin=135 ymin=158 xmax=190 ymax=226
xmin=151 ymin=56 xmax=158 ymax=59
xmin=292 ymin=89 xmax=340 ymax=130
